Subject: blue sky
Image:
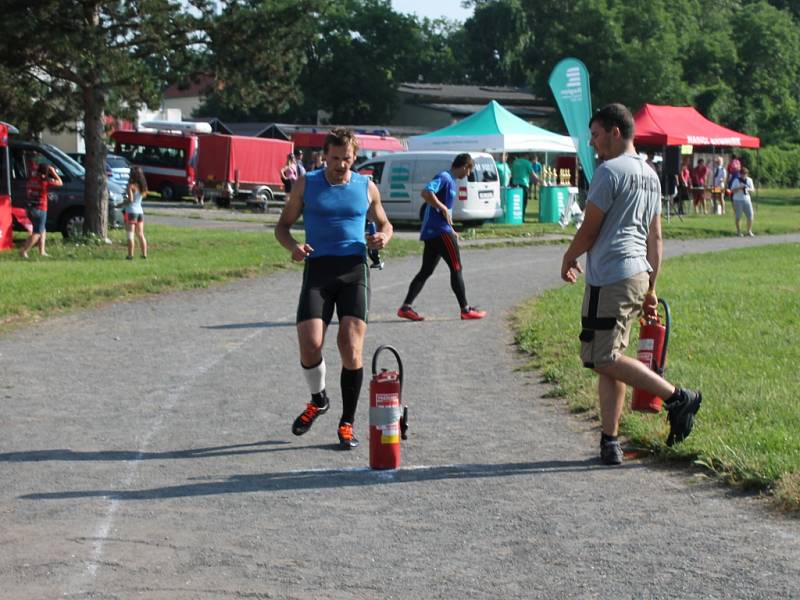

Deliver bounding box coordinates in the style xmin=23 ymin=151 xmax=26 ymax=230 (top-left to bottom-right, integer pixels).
xmin=390 ymin=0 xmax=473 ymax=22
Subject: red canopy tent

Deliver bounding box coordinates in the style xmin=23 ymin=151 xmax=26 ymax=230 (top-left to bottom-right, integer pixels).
xmin=634 ymin=103 xmax=760 ymax=148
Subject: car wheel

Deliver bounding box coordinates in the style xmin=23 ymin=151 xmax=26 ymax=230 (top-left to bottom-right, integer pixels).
xmin=61 ymin=210 xmax=85 ymax=239
xmin=160 ymin=183 xmax=175 ymax=201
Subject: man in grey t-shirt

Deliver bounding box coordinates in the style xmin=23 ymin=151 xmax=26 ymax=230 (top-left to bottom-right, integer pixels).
xmin=560 ymin=103 xmax=701 ymax=466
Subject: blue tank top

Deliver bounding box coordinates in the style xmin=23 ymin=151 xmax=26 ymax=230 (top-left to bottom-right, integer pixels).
xmin=420 ymin=170 xmax=455 ymax=241
xmin=303 ymin=170 xmax=370 ymax=258
xmin=126 ymin=190 xmax=144 ymax=215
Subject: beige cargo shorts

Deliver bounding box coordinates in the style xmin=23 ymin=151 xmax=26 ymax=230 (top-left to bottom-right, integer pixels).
xmin=579 ymin=272 xmax=649 ymax=369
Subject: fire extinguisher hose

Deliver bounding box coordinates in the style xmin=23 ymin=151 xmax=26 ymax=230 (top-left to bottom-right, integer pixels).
xmin=370 ymin=345 xmax=404 ymax=428
xmin=655 ymin=298 xmax=671 ymax=376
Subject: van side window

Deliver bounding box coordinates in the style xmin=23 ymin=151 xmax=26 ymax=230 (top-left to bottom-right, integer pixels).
xmin=469 ymin=156 xmax=499 ymax=183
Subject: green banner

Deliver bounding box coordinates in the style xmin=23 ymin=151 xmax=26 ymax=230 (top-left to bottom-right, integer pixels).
xmin=548 ymin=58 xmax=595 ymax=183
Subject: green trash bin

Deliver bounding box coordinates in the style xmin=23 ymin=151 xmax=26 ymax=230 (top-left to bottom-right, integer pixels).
xmin=539 ymin=186 xmax=569 ymax=223
xmin=496 ymin=186 xmax=523 ymax=225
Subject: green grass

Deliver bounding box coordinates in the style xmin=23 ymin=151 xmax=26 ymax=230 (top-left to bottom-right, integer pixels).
xmin=461 ymin=187 xmax=800 ymax=240
xmin=514 ymin=243 xmax=800 ymax=510
xmin=0 ymin=224 xmax=420 ymax=329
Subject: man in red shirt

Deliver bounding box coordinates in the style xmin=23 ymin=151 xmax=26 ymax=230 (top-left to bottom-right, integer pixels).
xmin=20 ymin=163 xmax=62 ymax=258
xmin=691 ymin=158 xmax=709 ymax=214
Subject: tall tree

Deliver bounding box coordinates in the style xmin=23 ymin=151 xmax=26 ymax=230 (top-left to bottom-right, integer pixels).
xmin=0 ymin=0 xmax=206 ymax=238
xmin=459 ymin=0 xmax=530 ymax=86
xmin=196 ymin=0 xmax=323 ymax=122
xmin=729 ymin=1 xmax=800 ymax=144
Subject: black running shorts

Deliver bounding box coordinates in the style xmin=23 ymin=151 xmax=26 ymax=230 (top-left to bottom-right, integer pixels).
xmin=296 ymin=255 xmax=370 ymax=324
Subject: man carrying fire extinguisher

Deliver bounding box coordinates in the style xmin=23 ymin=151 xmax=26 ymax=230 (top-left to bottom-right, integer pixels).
xmin=560 ymin=103 xmax=702 ymax=466
xmin=276 ymin=128 xmax=393 ymax=450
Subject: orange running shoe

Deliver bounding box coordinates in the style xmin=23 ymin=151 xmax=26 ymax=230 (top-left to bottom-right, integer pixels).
xmin=292 ymin=398 xmax=329 ymax=436
xmin=337 ymin=422 xmax=360 ymax=450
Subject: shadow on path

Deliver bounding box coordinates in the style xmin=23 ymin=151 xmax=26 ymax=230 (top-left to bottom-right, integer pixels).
xmin=0 ymin=440 xmax=293 ymax=462
xmin=21 ymin=458 xmax=644 ymax=501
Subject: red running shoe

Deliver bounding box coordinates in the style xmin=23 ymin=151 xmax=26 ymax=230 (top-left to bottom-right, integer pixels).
xmin=397 ymin=306 xmax=424 ymax=321
xmin=460 ymin=306 xmax=487 ymax=320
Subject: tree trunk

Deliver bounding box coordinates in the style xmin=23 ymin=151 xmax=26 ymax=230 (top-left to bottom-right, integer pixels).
xmin=83 ymin=83 xmax=108 ymax=239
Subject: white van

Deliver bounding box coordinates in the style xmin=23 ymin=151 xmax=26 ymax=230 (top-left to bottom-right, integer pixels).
xmin=357 ymin=151 xmax=501 ymax=224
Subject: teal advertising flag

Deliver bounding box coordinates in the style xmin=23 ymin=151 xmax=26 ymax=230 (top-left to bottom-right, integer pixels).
xmin=548 ymin=58 xmax=595 ymax=183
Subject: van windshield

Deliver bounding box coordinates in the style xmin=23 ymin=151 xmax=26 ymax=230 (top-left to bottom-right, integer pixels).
xmin=45 ymin=144 xmax=85 ymax=178
xmin=468 ymin=156 xmax=498 ymax=183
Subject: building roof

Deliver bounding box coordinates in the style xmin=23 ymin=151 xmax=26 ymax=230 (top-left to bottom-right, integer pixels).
xmin=398 ymin=83 xmax=554 ymax=119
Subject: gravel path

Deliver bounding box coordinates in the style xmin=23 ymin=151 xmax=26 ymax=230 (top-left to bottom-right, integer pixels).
xmin=1 ymin=234 xmax=799 ymax=599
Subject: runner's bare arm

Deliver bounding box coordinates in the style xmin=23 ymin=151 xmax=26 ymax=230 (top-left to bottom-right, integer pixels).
xmin=275 ymin=176 xmax=313 ymax=261
xmin=367 ymin=179 xmax=392 ymax=249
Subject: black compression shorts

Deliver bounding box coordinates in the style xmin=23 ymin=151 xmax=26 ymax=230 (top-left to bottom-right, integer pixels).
xmin=296 ymin=255 xmax=370 ymax=325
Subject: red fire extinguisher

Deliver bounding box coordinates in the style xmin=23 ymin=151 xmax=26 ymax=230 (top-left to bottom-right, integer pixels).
xmin=631 ymin=298 xmax=671 ymax=413
xmin=369 ymin=345 xmax=408 ymax=470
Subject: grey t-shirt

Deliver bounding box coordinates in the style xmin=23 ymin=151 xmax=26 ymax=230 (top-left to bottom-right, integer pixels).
xmin=585 ymin=153 xmax=661 ymax=286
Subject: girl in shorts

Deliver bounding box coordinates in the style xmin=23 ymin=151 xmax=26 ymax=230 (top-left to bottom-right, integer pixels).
xmin=123 ymin=166 xmax=148 ymax=259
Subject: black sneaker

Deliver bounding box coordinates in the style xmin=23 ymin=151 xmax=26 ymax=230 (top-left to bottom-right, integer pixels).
xmin=292 ymin=398 xmax=329 ymax=436
xmin=600 ymin=439 xmax=623 ymax=465
xmin=337 ymin=422 xmax=359 ymax=450
xmin=666 ymin=389 xmax=702 ymax=447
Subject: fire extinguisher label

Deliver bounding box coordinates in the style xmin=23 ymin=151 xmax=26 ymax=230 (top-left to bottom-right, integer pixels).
xmin=381 ymin=423 xmax=400 ymax=444
xmin=376 ymin=393 xmax=399 ymax=407
xmin=638 ymin=338 xmax=655 ymax=351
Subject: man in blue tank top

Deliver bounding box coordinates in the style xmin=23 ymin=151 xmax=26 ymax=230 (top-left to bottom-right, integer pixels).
xmin=397 ymin=153 xmax=487 ymax=321
xmin=276 ymin=129 xmax=393 ymax=450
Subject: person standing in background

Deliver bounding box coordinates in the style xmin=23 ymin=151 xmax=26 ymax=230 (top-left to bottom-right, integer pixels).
xmin=730 ymin=166 xmax=755 ymax=237
xmin=121 ymin=166 xmax=148 ymax=260
xmin=20 ymin=163 xmax=61 ymax=259
xmin=531 ymin=155 xmax=543 ymax=200
xmin=511 ymin=154 xmax=535 ymax=222
xmin=496 ymin=152 xmax=511 ymax=187
xmin=712 ymin=156 xmax=726 ymax=215
xmin=691 ymin=158 xmax=708 ymax=214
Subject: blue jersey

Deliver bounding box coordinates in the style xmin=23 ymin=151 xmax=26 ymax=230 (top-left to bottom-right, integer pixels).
xmin=303 ymin=170 xmax=370 ymax=258
xmin=420 ymin=170 xmax=455 ymax=241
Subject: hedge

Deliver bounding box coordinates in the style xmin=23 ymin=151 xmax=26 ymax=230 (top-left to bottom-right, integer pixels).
xmin=740 ymin=144 xmax=800 ymax=187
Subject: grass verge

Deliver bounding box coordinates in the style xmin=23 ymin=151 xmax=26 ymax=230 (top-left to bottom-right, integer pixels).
xmin=0 ymin=224 xmax=420 ymax=329
xmin=463 ymin=187 xmax=800 ymax=240
xmin=514 ymin=242 xmax=800 ymax=511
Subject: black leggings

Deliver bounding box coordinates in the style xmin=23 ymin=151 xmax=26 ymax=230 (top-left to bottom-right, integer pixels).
xmin=403 ymin=231 xmax=468 ymax=309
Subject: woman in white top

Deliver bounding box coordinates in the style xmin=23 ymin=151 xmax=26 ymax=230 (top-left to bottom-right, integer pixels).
xmin=730 ymin=166 xmax=755 ymax=237
xmin=122 ymin=166 xmax=148 ymax=259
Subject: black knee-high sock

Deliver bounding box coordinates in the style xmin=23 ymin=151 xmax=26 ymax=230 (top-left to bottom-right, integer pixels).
xmin=340 ymin=367 xmax=363 ymax=425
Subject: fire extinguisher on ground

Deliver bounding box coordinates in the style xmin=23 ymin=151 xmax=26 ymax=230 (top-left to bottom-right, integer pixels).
xmin=369 ymin=345 xmax=408 ymax=470
xmin=631 ymin=298 xmax=671 ymax=413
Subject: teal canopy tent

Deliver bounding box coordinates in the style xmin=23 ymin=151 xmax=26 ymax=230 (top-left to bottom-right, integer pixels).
xmin=406 ymin=100 xmax=576 ymax=154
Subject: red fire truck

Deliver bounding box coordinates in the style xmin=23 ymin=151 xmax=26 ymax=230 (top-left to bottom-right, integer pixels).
xmin=111 ymin=121 xmax=209 ymax=201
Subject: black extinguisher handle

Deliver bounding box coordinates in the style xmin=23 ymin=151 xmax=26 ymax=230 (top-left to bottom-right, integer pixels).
xmin=657 ymin=298 xmax=671 ymax=374
xmin=371 ymin=344 xmax=403 ymax=395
